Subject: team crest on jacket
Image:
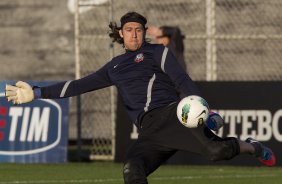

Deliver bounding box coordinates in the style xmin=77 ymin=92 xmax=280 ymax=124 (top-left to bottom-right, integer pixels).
xmin=134 ymin=53 xmax=144 ymax=63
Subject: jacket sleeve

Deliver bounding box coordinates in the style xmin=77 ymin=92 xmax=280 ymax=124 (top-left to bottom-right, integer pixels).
xmin=154 ymin=45 xmax=201 ymax=96
xmin=40 ymin=62 xmax=113 ymax=99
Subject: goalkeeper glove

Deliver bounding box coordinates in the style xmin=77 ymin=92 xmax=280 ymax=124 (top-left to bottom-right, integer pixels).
xmin=5 ymin=81 xmax=35 ymax=104
xmin=205 ymin=112 xmax=224 ymax=131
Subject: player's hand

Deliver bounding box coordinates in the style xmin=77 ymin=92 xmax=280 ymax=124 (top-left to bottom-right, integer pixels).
xmin=5 ymin=81 xmax=34 ymax=104
xmin=205 ymin=112 xmax=224 ymax=131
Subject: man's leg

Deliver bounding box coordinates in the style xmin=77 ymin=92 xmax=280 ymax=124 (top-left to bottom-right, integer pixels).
xmin=123 ymin=139 xmax=176 ymax=184
xmin=242 ymin=138 xmax=276 ymax=166
xmin=166 ymin=103 xmax=276 ymax=166
xmin=191 ymin=127 xmax=276 ymax=166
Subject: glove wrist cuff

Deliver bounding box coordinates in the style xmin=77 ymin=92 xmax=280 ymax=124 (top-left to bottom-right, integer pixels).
xmin=32 ymin=87 xmax=41 ymax=99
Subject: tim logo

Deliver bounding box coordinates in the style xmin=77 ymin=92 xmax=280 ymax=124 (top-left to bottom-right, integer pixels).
xmin=0 ymin=92 xmax=62 ymax=156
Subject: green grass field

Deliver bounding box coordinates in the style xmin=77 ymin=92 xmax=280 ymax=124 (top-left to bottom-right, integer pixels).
xmin=0 ymin=162 xmax=282 ymax=184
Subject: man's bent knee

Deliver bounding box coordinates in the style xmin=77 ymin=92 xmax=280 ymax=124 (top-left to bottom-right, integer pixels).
xmin=203 ymin=137 xmax=240 ymax=161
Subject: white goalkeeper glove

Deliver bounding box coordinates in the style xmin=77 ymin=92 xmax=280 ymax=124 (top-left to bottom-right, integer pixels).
xmin=5 ymin=81 xmax=35 ymax=104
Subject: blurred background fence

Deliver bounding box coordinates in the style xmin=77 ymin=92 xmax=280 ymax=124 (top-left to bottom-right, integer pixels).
xmin=1 ymin=0 xmax=281 ymax=161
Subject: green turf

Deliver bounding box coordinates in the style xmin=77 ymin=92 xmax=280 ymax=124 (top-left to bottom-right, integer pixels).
xmin=0 ymin=162 xmax=282 ymax=184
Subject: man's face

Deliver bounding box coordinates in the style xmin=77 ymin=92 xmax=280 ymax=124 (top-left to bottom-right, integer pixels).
xmin=119 ymin=22 xmax=145 ymax=51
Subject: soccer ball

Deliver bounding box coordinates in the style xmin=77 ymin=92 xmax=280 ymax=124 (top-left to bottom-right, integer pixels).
xmin=177 ymin=95 xmax=210 ymax=128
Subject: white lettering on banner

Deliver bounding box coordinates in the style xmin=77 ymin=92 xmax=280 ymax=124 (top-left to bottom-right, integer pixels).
xmin=256 ymin=110 xmax=272 ymax=141
xmin=9 ymin=107 xmax=23 ymax=141
xmin=225 ymin=110 xmax=240 ymax=138
xmin=20 ymin=107 xmax=30 ymax=142
xmin=272 ymin=109 xmax=282 ymax=141
xmin=240 ymin=110 xmax=256 ymax=140
xmin=27 ymin=107 xmax=50 ymax=142
xmin=216 ymin=109 xmax=282 ymax=142
xmin=8 ymin=107 xmax=50 ymax=142
xmin=129 ymin=109 xmax=282 ymax=142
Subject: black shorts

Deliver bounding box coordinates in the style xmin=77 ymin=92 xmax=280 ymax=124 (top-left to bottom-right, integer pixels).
xmin=124 ymin=102 xmax=239 ymax=177
xmin=138 ymin=102 xmax=222 ymax=155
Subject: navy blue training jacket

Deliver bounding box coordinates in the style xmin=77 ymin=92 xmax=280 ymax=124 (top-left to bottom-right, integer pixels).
xmin=39 ymin=42 xmax=200 ymax=125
